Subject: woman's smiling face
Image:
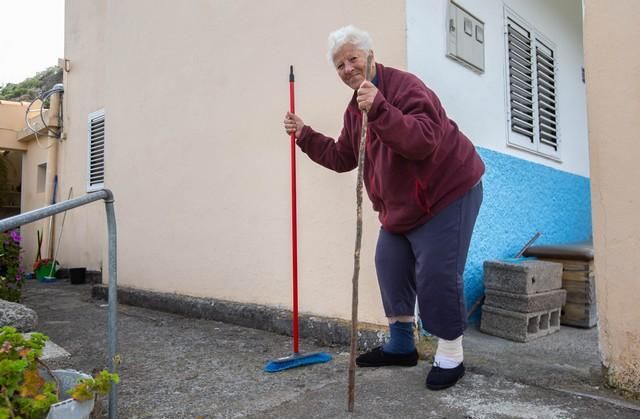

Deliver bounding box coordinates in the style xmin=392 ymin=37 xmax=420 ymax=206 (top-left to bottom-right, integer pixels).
xmin=333 ymin=43 xmax=374 ymax=90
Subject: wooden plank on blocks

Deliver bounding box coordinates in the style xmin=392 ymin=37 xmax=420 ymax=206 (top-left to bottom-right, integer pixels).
xmin=563 ymin=277 xmax=596 ymax=304
xmin=541 ymin=258 xmax=593 ymax=274
xmin=561 ymin=302 xmax=597 ymax=328
xmin=563 ymin=271 xmax=594 ymax=281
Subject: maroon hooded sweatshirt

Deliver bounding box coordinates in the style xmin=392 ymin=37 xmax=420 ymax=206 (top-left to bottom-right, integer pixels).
xmin=296 ymin=63 xmax=485 ymax=233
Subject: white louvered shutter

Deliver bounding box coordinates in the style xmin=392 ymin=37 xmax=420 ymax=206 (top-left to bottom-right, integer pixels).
xmin=507 ymin=18 xmax=534 ymax=142
xmin=87 ymin=110 xmax=105 ymax=191
xmin=505 ymin=9 xmax=560 ymax=159
xmin=535 ymin=39 xmax=558 ymax=151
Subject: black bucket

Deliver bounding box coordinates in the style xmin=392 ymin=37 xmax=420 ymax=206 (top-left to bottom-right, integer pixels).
xmin=69 ymin=268 xmax=87 ymax=285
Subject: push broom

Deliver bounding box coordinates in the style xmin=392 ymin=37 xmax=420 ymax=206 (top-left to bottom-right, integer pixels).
xmin=264 ymin=66 xmax=332 ymax=373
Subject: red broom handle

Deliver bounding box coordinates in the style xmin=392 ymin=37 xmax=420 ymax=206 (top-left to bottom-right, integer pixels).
xmin=289 ymin=65 xmax=299 ymax=354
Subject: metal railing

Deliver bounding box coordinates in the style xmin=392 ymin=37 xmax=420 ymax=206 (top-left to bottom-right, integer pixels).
xmin=0 ymin=189 xmax=119 ymax=419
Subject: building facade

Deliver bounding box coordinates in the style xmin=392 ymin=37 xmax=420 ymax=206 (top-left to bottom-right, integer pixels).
xmin=19 ymin=1 xmax=591 ymax=331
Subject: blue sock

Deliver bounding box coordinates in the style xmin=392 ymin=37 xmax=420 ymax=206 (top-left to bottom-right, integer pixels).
xmin=383 ymin=321 xmax=415 ymax=354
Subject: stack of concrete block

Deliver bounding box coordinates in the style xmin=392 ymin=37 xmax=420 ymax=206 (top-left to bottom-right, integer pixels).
xmin=480 ymin=259 xmax=566 ymax=342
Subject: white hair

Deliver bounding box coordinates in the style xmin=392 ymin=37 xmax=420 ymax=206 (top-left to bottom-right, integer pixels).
xmin=327 ymin=25 xmax=373 ymax=65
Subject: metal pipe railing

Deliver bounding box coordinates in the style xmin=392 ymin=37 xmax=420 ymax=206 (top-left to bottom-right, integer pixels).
xmin=0 ymin=189 xmax=119 ymax=419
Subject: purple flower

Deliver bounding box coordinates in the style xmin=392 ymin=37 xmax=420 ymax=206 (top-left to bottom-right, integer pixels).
xmin=10 ymin=230 xmax=21 ymax=243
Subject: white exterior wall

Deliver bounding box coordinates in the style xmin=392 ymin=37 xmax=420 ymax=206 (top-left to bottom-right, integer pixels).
xmin=57 ymin=0 xmax=587 ymax=329
xmin=407 ymin=0 xmax=588 ymax=176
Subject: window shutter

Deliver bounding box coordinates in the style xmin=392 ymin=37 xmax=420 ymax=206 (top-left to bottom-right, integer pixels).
xmin=535 ymin=39 xmax=558 ymax=150
xmin=504 ymin=8 xmax=560 ymax=159
xmin=87 ymin=110 xmax=105 ymax=191
xmin=507 ymin=19 xmax=534 ymax=142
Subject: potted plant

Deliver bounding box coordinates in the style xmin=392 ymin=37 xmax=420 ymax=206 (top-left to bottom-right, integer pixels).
xmin=0 ymin=326 xmax=119 ymax=419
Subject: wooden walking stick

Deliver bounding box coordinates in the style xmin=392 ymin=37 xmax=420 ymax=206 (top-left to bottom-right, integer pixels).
xmin=347 ymin=53 xmax=374 ymax=413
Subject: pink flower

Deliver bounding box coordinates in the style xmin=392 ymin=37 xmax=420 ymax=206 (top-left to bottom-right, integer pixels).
xmin=10 ymin=230 xmax=21 ymax=243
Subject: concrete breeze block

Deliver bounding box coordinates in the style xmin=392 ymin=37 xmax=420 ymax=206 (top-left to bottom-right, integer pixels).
xmin=484 ymin=289 xmax=567 ymax=313
xmin=480 ymin=305 xmax=561 ymax=342
xmin=483 ymin=259 xmax=563 ymax=294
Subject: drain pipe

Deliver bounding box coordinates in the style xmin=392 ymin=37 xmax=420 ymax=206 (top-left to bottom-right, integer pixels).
xmin=44 ymin=87 xmax=62 ymax=259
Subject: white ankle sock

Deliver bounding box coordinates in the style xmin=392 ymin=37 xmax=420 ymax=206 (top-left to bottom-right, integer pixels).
xmin=434 ymin=335 xmax=463 ymax=369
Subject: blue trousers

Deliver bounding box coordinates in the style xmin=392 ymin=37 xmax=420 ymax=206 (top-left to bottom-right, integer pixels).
xmin=374 ymin=182 xmax=483 ymax=340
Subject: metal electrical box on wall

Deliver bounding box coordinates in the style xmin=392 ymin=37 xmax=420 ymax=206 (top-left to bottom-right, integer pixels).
xmin=447 ymin=1 xmax=485 ymax=73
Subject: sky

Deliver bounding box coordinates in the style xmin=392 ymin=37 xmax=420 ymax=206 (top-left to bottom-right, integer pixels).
xmin=0 ymin=0 xmax=65 ymax=86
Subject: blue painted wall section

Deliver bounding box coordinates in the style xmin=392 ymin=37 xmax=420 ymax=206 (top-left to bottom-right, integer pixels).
xmin=464 ymin=147 xmax=592 ymax=322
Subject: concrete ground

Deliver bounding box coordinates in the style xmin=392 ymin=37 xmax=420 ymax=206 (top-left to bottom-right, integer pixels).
xmin=22 ymin=280 xmax=640 ymax=418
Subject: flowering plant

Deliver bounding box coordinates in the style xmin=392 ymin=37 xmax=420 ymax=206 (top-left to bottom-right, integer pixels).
xmin=0 ymin=229 xmax=25 ymax=302
xmin=0 ymin=326 xmax=120 ymax=417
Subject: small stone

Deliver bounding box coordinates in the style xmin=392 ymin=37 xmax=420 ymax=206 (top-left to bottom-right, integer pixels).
xmin=38 ymin=338 xmax=71 ymax=360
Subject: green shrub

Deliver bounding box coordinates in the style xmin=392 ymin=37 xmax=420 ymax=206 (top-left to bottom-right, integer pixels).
xmin=0 ymin=327 xmax=58 ymax=418
xmin=0 ymin=230 xmax=24 ymax=302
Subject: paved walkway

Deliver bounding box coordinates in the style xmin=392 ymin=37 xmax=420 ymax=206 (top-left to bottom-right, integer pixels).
xmin=22 ymin=280 xmax=640 ymax=418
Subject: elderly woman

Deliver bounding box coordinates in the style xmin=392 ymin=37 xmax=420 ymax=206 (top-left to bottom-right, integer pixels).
xmin=283 ymin=25 xmax=484 ymax=390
